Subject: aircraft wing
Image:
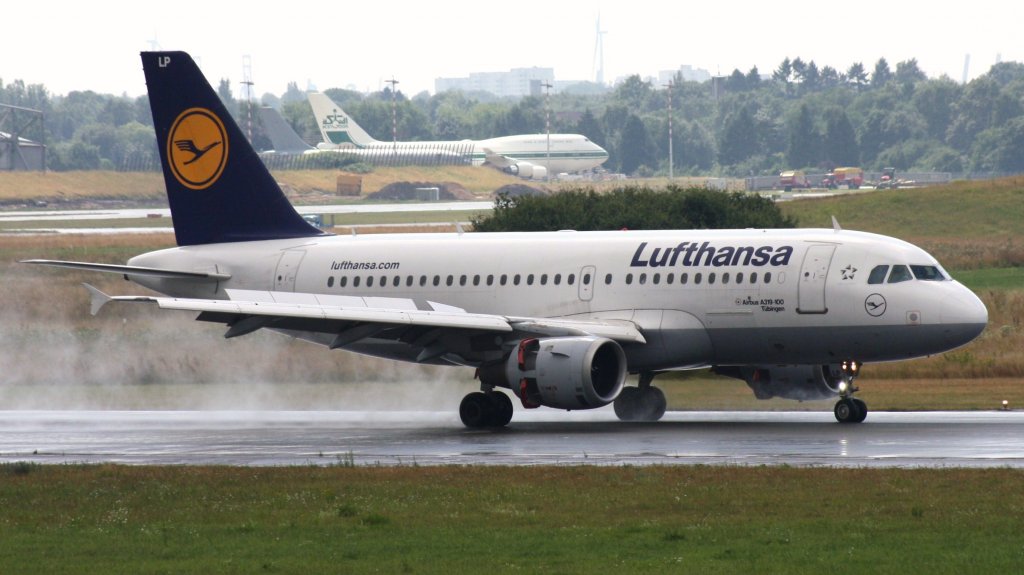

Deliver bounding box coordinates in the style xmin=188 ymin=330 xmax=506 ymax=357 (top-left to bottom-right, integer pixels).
xmin=481 ymin=147 xmax=517 ymax=168
xmin=85 ymin=285 xmax=646 ymax=360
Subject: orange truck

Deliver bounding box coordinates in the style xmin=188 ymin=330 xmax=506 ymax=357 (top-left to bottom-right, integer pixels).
xmin=778 ymin=170 xmax=811 ymax=192
xmin=822 ymin=167 xmax=864 ymax=189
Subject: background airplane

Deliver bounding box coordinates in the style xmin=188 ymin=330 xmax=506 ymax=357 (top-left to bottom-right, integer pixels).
xmin=307 ymin=92 xmax=609 ymax=179
xmin=25 ymin=51 xmax=987 ymax=428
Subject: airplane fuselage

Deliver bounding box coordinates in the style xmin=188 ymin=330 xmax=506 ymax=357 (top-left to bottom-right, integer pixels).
xmin=127 ymin=228 xmax=986 ymax=371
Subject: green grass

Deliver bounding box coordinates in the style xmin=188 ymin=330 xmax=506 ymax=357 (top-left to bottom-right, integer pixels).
xmin=952 ymin=267 xmax=1024 ymax=291
xmin=1 ymin=465 xmax=1022 ymax=574
xmin=779 ymin=178 xmax=1024 ymax=239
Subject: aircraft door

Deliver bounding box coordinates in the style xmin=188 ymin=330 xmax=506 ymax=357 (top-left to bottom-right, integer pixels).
xmin=797 ymin=245 xmax=836 ymax=314
xmin=578 ymin=265 xmax=596 ymax=302
xmin=274 ymin=250 xmax=306 ymax=292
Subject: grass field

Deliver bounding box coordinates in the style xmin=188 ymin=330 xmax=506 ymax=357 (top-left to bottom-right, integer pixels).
xmin=1 ymin=464 xmax=1022 ymax=574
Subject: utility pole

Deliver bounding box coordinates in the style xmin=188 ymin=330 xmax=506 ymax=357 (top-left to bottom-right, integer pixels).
xmin=542 ymin=81 xmax=552 ymax=181
xmin=385 ymin=77 xmax=399 ymax=158
xmin=663 ymin=80 xmax=673 ymax=180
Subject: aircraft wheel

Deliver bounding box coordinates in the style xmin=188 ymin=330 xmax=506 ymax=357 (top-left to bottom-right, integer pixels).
xmin=460 ymin=392 xmax=493 ymax=428
xmin=488 ymin=391 xmax=514 ymax=427
xmin=834 ymin=397 xmax=863 ymax=424
xmin=637 ymin=386 xmax=667 ymax=422
xmin=613 ymin=387 xmax=641 ymax=421
xmin=852 ymin=398 xmax=868 ymax=423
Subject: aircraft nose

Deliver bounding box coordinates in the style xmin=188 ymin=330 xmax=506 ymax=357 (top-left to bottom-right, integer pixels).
xmin=940 ymin=286 xmax=988 ymax=346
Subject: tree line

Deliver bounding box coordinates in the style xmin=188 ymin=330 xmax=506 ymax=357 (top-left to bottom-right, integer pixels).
xmin=3 ymin=56 xmax=1024 ymax=176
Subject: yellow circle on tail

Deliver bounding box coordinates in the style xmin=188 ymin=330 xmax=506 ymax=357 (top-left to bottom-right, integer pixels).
xmin=167 ymin=108 xmax=229 ymax=190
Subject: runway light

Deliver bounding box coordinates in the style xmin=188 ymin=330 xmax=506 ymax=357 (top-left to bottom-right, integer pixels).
xmin=1003 ymin=400 xmax=1009 ymax=410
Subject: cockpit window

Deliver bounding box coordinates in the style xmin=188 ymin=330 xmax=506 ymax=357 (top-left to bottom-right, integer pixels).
xmin=888 ymin=265 xmax=913 ymax=283
xmin=868 ymin=265 xmax=889 ymax=284
xmin=911 ymin=265 xmax=947 ymax=281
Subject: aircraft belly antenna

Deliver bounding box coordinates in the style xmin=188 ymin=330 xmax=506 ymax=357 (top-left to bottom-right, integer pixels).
xmin=831 ymin=216 xmax=842 ymax=232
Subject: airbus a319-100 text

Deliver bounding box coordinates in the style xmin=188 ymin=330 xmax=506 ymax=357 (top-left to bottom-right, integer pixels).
xmin=24 ymin=51 xmax=988 ymax=427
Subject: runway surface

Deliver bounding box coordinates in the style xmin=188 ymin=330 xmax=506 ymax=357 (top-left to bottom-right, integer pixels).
xmin=2 ymin=409 xmax=1023 ymax=468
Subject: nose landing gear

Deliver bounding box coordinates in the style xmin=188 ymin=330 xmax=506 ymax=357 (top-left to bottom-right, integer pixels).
xmin=833 ymin=361 xmax=867 ymax=424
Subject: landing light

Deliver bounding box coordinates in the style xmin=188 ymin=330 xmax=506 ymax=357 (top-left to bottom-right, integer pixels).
xmin=838 ymin=381 xmax=848 ymax=393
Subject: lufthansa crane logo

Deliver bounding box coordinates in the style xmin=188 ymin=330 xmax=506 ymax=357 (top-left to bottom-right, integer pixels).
xmin=167 ymin=107 xmax=228 ymax=190
xmin=865 ymin=293 xmax=887 ymax=317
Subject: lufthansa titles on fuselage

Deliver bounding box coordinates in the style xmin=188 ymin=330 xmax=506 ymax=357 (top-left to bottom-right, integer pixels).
xmin=630 ymin=241 xmax=794 ymax=268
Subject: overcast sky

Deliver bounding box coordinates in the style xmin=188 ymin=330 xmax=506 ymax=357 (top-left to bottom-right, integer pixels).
xmin=3 ymin=1 xmax=1016 ymax=99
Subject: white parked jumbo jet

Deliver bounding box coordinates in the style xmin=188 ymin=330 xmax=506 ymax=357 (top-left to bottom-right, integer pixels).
xmin=307 ymin=92 xmax=609 ymax=179
xmin=25 ymin=52 xmax=988 ymax=427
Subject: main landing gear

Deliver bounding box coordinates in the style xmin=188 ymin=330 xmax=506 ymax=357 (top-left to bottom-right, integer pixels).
xmin=833 ymin=361 xmax=868 ymax=424
xmin=613 ymin=371 xmax=667 ymax=422
xmin=459 ymin=390 xmax=514 ymax=428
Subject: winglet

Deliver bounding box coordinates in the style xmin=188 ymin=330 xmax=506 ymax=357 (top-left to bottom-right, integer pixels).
xmin=83 ymin=283 xmax=112 ymax=316
xmin=831 ymin=216 xmax=842 ymax=233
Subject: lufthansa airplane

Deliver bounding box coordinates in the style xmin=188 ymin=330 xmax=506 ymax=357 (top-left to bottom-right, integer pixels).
xmin=24 ymin=52 xmax=988 ymax=427
xmin=307 ymin=92 xmax=609 ymax=179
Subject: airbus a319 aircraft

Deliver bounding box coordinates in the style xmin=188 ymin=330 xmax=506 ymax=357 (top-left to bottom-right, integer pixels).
xmin=25 ymin=52 xmax=988 ymax=427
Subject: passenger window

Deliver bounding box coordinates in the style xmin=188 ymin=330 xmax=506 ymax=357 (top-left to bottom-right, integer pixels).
xmin=639 ymin=273 xmax=647 ymax=285
xmin=709 ymin=272 xmax=716 ymax=285
xmin=473 ymin=275 xmax=480 ymax=286
xmin=446 ymin=275 xmax=454 ymax=287
xmin=680 ymin=273 xmax=688 ymax=285
xmin=514 ymin=274 xmax=521 ymax=286
xmin=736 ymin=272 xmax=743 ymax=284
xmin=666 ymin=273 xmax=674 ymax=285
xmin=568 ymin=274 xmax=576 ymax=285
xmin=604 ymin=274 xmax=613 ymax=285
xmin=327 ymin=276 xmax=334 ymax=288
xmin=393 ymin=276 xmax=401 ymax=287
xmin=367 ymin=276 xmax=374 ymax=287
xmin=527 ymin=274 xmax=535 ymax=285
xmin=459 ymin=275 xmax=467 ymax=286
xmin=764 ymin=272 xmax=772 ymax=284
xmin=540 ymin=274 xmax=548 ymax=285
xmin=500 ymin=274 xmax=508 ymax=286
xmin=354 ymin=276 xmax=361 ymax=288
xmin=406 ymin=276 xmax=413 ymax=287
xmin=433 ymin=275 xmax=440 ymax=286
xmin=486 ymin=275 xmax=494 ymax=286
xmin=723 ymin=272 xmax=730 ymax=284
xmin=868 ymin=265 xmax=889 ymax=285
xmin=626 ymin=273 xmax=633 ymax=285
xmin=888 ymin=265 xmax=913 ymax=283
xmin=420 ymin=275 xmax=427 ymax=287
xmin=340 ymin=276 xmax=348 ymax=288
xmin=695 ymin=273 xmax=702 ymax=285
xmin=749 ymin=272 xmax=757 ymax=284
xmin=583 ymin=273 xmax=592 ymax=284
xmin=554 ymin=274 xmax=562 ymax=285
xmin=653 ymin=273 xmax=660 ymax=285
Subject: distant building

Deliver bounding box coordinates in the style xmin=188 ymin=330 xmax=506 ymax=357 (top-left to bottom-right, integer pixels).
xmin=658 ymin=65 xmax=712 ymax=84
xmin=435 ymin=67 xmax=555 ymax=98
xmin=0 ymin=131 xmax=45 ymax=171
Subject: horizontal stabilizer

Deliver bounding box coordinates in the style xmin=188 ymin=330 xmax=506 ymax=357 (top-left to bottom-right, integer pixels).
xmin=21 ymin=259 xmax=231 ymax=281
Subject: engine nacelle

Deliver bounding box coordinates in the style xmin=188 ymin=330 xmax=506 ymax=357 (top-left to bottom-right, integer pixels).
xmin=715 ymin=364 xmax=847 ymax=401
xmin=478 ymin=336 xmax=627 ymax=410
xmin=503 ymin=162 xmax=547 ymax=180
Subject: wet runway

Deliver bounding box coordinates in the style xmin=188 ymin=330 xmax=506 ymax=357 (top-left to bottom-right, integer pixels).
xmin=2 ymin=410 xmax=1023 ymax=468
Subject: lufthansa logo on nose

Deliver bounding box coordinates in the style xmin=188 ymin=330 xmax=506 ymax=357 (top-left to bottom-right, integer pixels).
xmin=865 ymin=293 xmax=887 ymax=317
xmin=167 ymin=107 xmax=229 ymax=190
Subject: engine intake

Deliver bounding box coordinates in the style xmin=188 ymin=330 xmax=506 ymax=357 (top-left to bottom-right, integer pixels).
xmin=479 ymin=336 xmax=627 ymax=410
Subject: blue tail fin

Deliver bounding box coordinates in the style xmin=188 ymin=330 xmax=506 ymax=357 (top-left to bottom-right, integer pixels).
xmin=142 ymin=51 xmax=323 ymax=246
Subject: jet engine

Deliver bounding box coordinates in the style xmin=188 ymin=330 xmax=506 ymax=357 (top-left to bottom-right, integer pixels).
xmin=503 ymin=162 xmax=548 ymax=180
xmin=478 ymin=336 xmax=627 ymax=410
xmin=714 ymin=364 xmax=847 ymax=401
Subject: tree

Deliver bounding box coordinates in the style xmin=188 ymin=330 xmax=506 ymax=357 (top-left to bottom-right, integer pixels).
xmin=574 ymin=109 xmax=605 ymax=148
xmin=786 ymin=103 xmax=820 ymax=168
xmin=618 ymin=114 xmax=653 ymax=174
xmin=718 ymin=106 xmax=758 ymax=166
xmin=822 ymin=108 xmax=859 ymax=166
xmin=846 ymin=62 xmax=868 ymax=88
xmin=870 ymin=58 xmax=893 ymax=88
